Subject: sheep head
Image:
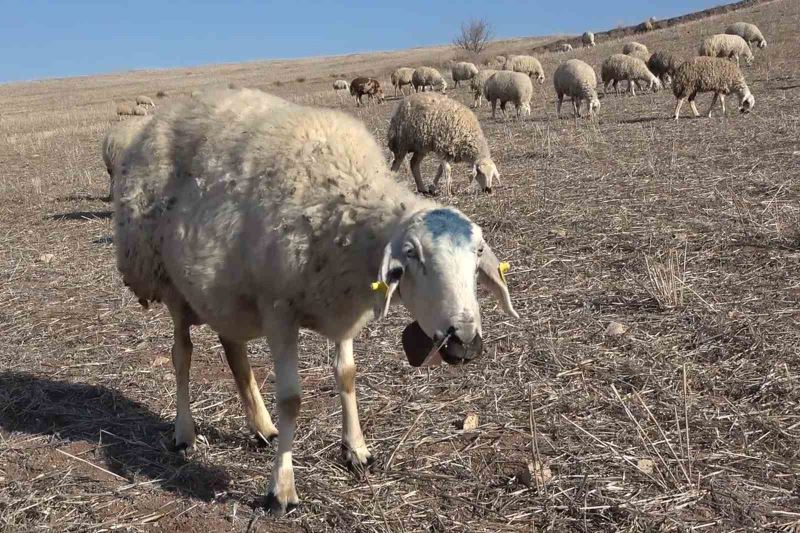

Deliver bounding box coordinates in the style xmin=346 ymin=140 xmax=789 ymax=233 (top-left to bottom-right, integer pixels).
xmin=739 ymin=91 xmax=755 ymax=114
xmin=376 ymin=208 xmax=518 ymax=366
xmin=472 ymin=158 xmax=500 ymax=193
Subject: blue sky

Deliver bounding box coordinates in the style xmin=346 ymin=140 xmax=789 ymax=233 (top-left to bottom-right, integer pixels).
xmin=0 ymin=0 xmax=724 ymax=83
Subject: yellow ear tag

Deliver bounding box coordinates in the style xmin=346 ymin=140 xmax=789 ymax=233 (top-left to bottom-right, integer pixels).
xmin=371 ymin=281 xmax=389 ymax=294
xmin=498 ymin=262 xmax=510 ymax=285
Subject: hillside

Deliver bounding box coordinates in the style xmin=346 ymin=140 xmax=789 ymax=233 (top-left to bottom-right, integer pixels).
xmin=1 ymin=0 xmax=799 ymax=531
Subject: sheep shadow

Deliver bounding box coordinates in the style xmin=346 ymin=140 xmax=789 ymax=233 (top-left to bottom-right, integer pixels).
xmin=48 ymin=211 xmax=112 ymax=221
xmin=618 ymin=116 xmax=663 ymax=124
xmin=0 ymin=371 xmax=230 ymax=502
xmin=56 ymin=194 xmax=110 ymax=203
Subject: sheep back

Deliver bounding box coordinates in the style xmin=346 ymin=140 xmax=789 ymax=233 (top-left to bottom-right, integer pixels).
xmin=725 ymin=22 xmax=766 ymax=48
xmin=699 ymin=34 xmax=753 ymax=63
xmin=582 ymin=32 xmax=595 ymax=47
xmin=601 ymin=54 xmax=657 ymax=85
xmin=412 ymin=67 xmax=445 ymax=91
xmin=502 ymin=55 xmax=545 ymax=82
xmin=391 ymin=67 xmax=415 ymax=87
xmin=672 ymin=56 xmax=749 ymax=98
xmin=484 ymin=71 xmax=534 ymax=109
xmin=115 ymin=89 xmax=426 ymax=323
xmin=553 ymin=59 xmax=598 ymax=100
xmin=451 ymin=62 xmax=479 ymax=83
xmin=387 ymin=92 xmax=489 ymax=164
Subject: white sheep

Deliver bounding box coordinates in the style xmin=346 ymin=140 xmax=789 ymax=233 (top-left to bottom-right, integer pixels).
xmin=135 ymin=95 xmax=156 ymax=108
xmin=725 ymin=22 xmax=767 ymax=49
xmin=553 ymin=59 xmax=601 ymax=118
xmin=412 ymin=66 xmax=447 ymax=93
xmin=332 ymin=79 xmax=349 ymax=91
xmin=116 ymin=103 xmax=148 ymax=117
xmin=502 ymin=55 xmax=545 ymax=83
xmin=114 ymin=88 xmax=519 ymax=515
xmin=601 ymin=54 xmax=661 ymax=96
xmin=450 ymin=61 xmax=479 ymax=87
xmin=469 ymin=69 xmax=497 ymax=108
xmin=582 ymin=32 xmax=595 ymax=47
xmin=101 ymin=116 xmax=152 ymax=200
xmin=391 ymin=67 xmax=415 ymax=97
xmin=622 ymin=42 xmax=649 ymax=56
xmin=699 ymin=34 xmax=754 ymax=67
xmin=388 ymin=92 xmax=500 ymax=195
xmin=558 ymin=43 xmax=573 ymax=53
xmin=672 ymin=56 xmax=754 ymax=120
xmin=483 ymin=71 xmax=533 ymax=119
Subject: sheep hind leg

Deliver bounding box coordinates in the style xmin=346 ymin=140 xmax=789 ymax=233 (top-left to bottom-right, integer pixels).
xmin=334 ymin=339 xmax=372 ymax=472
xmin=220 ymin=336 xmax=278 ymax=444
xmin=167 ymin=300 xmax=196 ymax=452
xmin=557 ymin=95 xmax=563 ymax=118
xmin=264 ymin=324 xmax=301 ymax=516
xmin=572 ymin=98 xmax=579 ymax=118
xmin=689 ymin=94 xmax=700 ymax=117
xmin=390 ymin=150 xmax=407 ymax=173
xmin=719 ymin=94 xmax=726 ymax=115
xmin=409 ymin=152 xmax=430 ymax=194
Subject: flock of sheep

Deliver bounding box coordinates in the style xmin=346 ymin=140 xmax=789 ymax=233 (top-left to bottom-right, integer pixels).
xmin=99 ymin=17 xmax=768 ymax=516
xmin=330 ymin=20 xmax=764 ymax=121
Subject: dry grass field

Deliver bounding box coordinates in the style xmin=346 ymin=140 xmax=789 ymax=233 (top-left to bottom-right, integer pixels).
xmin=2 ymin=1 xmax=800 ymax=531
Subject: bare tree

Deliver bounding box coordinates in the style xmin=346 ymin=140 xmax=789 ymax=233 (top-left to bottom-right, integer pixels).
xmin=453 ymin=19 xmax=493 ymax=54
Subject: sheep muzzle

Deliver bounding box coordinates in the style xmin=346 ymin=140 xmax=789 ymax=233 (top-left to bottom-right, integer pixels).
xmin=401 ymin=322 xmax=483 ymax=367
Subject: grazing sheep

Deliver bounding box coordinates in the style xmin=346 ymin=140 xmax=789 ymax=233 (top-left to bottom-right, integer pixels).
xmin=725 ymin=22 xmax=767 ymax=49
xmin=601 ymin=54 xmax=661 ymax=96
xmin=622 ymin=42 xmax=649 ymax=56
xmin=558 ymin=43 xmax=573 ymax=53
xmin=388 ymin=92 xmax=500 ymax=195
xmin=502 ymin=55 xmax=545 ymax=84
xmin=582 ymin=31 xmax=595 ymax=47
xmin=672 ymin=56 xmax=754 ymax=120
xmin=483 ymin=71 xmax=534 ymax=119
xmin=332 ymin=79 xmax=349 ymax=91
xmin=391 ymin=67 xmax=415 ymax=97
xmin=638 ymin=19 xmax=654 ymax=32
xmin=116 ymin=103 xmax=148 ymax=117
xmin=647 ymin=51 xmax=683 ymax=85
xmin=451 ymin=61 xmax=479 ymax=87
xmin=135 ymin=95 xmax=155 ymax=108
xmin=115 ymin=88 xmax=518 ymax=514
xmin=412 ymin=66 xmax=447 ymax=93
xmin=553 ymin=59 xmax=601 ymax=118
xmin=101 ymin=116 xmax=152 ymax=200
xmin=469 ymin=69 xmax=497 ymax=108
xmin=699 ymin=34 xmax=754 ymax=67
xmin=350 ymin=77 xmax=384 ymax=106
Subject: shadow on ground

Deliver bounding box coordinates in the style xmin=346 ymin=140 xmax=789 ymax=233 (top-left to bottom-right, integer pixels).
xmin=0 ymin=371 xmax=230 ymax=501
xmin=48 ymin=211 xmax=112 ymax=221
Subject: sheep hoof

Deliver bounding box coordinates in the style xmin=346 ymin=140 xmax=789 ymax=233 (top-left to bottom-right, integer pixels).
xmin=254 ymin=430 xmax=278 ymax=447
xmin=173 ymin=439 xmax=194 ymax=456
xmin=423 ymin=187 xmax=437 ymax=197
xmin=264 ymin=492 xmax=298 ymax=517
xmin=342 ymin=443 xmax=374 ymax=474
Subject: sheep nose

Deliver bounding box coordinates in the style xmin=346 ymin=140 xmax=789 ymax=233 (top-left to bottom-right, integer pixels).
xmin=436 ymin=328 xmax=484 ymax=365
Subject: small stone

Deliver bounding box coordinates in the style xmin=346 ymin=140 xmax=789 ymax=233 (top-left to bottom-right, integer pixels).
xmin=637 ymin=458 xmax=655 ymax=475
xmin=521 ymin=460 xmax=552 ymax=487
xmin=39 ymin=253 xmax=55 ymax=265
xmin=605 ymin=321 xmax=627 ymax=337
xmin=461 ymin=413 xmax=479 ymax=431
xmin=151 ymin=356 xmax=171 ymax=367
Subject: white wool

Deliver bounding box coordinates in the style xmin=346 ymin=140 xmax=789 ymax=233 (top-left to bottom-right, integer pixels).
xmin=483 ymin=71 xmax=533 ymax=119
xmin=553 ymin=59 xmax=600 ymax=118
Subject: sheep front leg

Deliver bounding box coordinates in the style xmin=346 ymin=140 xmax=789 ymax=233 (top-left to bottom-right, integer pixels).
xmin=265 ymin=325 xmax=301 ymax=516
xmin=556 ymin=94 xmax=563 ymax=118
xmin=689 ymin=94 xmax=700 ymax=117
xmin=220 ymin=336 xmax=278 ymax=443
xmin=390 ymin=150 xmax=407 ymax=173
xmin=707 ymin=93 xmax=719 ymax=117
xmin=432 ymin=161 xmax=452 ymax=196
xmin=334 ymin=339 xmax=372 ymax=471
xmin=571 ymin=98 xmax=579 ymax=118
xmin=167 ymin=304 xmax=195 ymax=452
xmin=719 ymin=93 xmax=726 ymax=115
xmin=674 ymin=97 xmax=686 ymax=120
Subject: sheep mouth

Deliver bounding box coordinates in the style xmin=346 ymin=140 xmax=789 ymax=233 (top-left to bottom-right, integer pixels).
xmin=401 ymin=321 xmax=483 ymax=367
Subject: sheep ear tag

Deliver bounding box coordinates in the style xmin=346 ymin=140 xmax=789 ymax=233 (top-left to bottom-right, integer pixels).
xmin=498 ymin=262 xmax=510 ymax=285
xmin=371 ymin=280 xmax=397 ymax=319
xmin=401 ymin=321 xmax=434 ymax=367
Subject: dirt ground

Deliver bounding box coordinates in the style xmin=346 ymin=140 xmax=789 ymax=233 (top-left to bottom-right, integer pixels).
xmin=1 ymin=1 xmax=799 ymax=531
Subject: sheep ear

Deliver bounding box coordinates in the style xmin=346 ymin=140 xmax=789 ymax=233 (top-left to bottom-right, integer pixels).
xmin=374 ymin=241 xmax=404 ymax=319
xmin=478 ymin=242 xmax=519 ymax=318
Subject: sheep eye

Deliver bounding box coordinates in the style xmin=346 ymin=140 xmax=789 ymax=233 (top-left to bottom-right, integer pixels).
xmin=404 ymin=246 xmax=418 ymax=260
xmin=477 ymin=245 xmax=485 ymax=256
